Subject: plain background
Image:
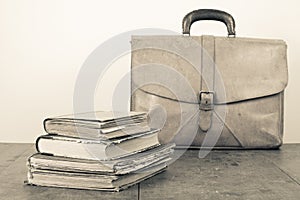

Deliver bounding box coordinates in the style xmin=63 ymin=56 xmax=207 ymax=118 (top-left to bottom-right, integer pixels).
xmin=0 ymin=0 xmax=299 ymax=143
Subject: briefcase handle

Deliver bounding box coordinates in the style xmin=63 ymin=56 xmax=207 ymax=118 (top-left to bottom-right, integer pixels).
xmin=182 ymin=9 xmax=236 ymax=37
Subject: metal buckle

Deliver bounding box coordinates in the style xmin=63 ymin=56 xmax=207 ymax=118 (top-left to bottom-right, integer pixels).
xmin=199 ymin=91 xmax=214 ymax=111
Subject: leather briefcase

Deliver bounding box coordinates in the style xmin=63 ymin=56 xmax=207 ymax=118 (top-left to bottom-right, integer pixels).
xmin=131 ymin=9 xmax=288 ymax=149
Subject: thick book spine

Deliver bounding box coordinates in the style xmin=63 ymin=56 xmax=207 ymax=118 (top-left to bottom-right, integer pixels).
xmin=35 ymin=135 xmax=54 ymax=156
xmin=35 ymin=135 xmax=42 ymax=153
xmin=43 ymin=118 xmax=51 ymax=133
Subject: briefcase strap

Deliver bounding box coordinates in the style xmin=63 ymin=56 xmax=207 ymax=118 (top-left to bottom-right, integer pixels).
xmin=181 ymin=9 xmax=235 ymax=132
xmin=199 ymin=36 xmax=215 ymax=132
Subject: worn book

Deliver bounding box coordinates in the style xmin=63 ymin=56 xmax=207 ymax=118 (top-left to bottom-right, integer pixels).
xmin=44 ymin=111 xmax=150 ymax=140
xmin=36 ymin=129 xmax=160 ymax=160
xmin=45 ymin=123 xmax=151 ymax=140
xmin=27 ymin=161 xmax=167 ymax=192
xmin=44 ymin=111 xmax=146 ymax=129
xmin=28 ymin=143 xmax=175 ymax=174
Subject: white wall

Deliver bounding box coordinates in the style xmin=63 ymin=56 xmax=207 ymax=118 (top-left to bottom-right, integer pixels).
xmin=0 ymin=0 xmax=299 ymax=143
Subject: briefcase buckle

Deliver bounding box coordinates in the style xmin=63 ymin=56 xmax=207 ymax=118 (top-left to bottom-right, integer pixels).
xmin=199 ymin=91 xmax=214 ymax=111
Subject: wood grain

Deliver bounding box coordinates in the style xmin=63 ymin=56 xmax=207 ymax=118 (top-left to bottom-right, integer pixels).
xmin=0 ymin=143 xmax=299 ymax=200
xmin=140 ymin=145 xmax=300 ymax=200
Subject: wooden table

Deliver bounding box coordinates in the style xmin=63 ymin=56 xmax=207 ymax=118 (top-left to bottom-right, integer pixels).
xmin=0 ymin=143 xmax=299 ymax=199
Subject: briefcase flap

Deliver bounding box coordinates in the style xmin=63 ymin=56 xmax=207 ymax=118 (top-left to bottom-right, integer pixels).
xmin=131 ymin=35 xmax=288 ymax=104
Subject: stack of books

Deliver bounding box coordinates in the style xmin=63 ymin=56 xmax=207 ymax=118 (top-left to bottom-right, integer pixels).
xmin=26 ymin=111 xmax=174 ymax=191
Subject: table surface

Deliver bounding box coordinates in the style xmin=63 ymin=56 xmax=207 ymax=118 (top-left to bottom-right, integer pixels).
xmin=0 ymin=143 xmax=299 ymax=200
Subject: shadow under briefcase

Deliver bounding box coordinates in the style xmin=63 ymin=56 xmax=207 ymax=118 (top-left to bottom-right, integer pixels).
xmin=131 ymin=9 xmax=288 ymax=149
